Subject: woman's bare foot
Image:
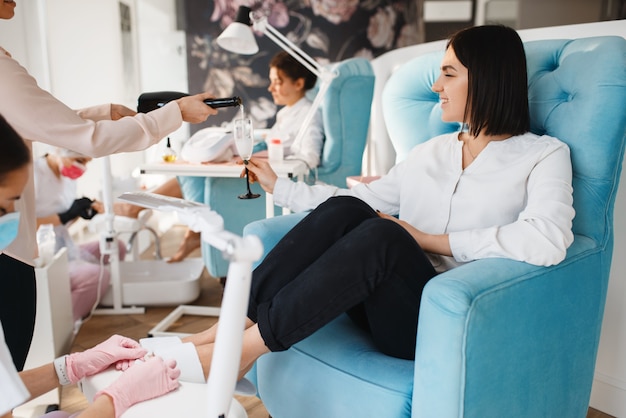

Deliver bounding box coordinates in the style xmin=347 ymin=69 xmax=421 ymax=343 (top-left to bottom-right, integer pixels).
xmin=195 ymin=324 xmax=269 ymax=381
xmin=168 ymin=229 xmax=201 ymax=262
xmin=114 ymin=202 xmax=143 ymax=218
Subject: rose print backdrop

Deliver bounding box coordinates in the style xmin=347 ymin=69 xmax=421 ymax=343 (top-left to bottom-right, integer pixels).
xmin=183 ymin=0 xmax=422 ymax=134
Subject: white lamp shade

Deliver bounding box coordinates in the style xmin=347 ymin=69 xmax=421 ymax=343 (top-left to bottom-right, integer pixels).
xmin=217 ymin=22 xmax=259 ymax=55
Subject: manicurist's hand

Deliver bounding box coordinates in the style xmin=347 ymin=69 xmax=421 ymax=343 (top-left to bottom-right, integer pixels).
xmin=175 ymin=92 xmax=219 ymax=123
xmin=92 ymin=357 xmax=180 ymax=418
xmin=91 ymin=200 xmax=105 ymax=215
xmin=65 ymin=335 xmax=147 ymax=383
xmin=244 ymin=158 xmax=278 ymax=194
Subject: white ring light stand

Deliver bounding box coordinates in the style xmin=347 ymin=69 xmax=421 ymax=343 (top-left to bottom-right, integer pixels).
xmin=82 ymin=191 xmax=263 ymax=417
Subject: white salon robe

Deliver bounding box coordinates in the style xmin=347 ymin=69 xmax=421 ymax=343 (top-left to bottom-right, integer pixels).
xmin=0 ymin=323 xmax=29 ymax=415
xmin=265 ymin=97 xmax=324 ymax=169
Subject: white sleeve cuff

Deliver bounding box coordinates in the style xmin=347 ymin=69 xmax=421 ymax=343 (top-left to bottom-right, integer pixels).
xmin=448 ymin=231 xmax=474 ymax=263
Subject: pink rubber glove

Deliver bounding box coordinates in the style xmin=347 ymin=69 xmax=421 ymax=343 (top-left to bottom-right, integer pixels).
xmin=95 ymin=357 xmax=180 ymax=418
xmin=66 ymin=335 xmax=147 ymax=383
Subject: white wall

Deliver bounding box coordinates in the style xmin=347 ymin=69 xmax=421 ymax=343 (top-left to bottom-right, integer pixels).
xmin=0 ymin=0 xmax=49 ymax=88
xmin=44 ymin=1 xmax=127 ymax=108
xmin=135 ymin=0 xmax=189 ymax=164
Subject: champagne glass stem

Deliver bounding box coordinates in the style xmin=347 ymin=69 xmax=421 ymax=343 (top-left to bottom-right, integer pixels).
xmin=245 ymin=167 xmax=253 ymax=194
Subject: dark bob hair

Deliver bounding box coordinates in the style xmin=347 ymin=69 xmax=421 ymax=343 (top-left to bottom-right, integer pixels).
xmin=447 ymin=25 xmax=530 ymax=137
xmin=269 ymin=51 xmax=318 ymax=91
xmin=0 ymin=114 xmax=31 ymax=185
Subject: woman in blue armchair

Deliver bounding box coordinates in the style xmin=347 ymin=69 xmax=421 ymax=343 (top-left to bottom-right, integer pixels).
xmin=184 ymin=24 xmax=576 ymax=379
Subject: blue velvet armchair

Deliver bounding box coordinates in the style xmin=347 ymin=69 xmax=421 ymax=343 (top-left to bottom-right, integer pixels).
xmin=201 ymin=57 xmax=374 ymax=277
xmin=242 ymin=33 xmax=626 ymax=417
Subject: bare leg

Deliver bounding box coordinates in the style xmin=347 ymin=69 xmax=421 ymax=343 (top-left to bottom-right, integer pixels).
xmin=182 ymin=318 xmax=255 ymax=346
xmin=167 ymin=229 xmax=201 ymax=263
xmin=239 ymin=324 xmax=270 ymax=378
xmin=114 ymin=177 xmax=183 ymax=218
xmin=195 ymin=323 xmax=269 ymax=381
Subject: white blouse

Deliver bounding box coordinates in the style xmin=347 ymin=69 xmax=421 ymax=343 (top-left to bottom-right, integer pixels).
xmin=273 ymin=131 xmax=575 ymax=270
xmin=265 ymin=97 xmax=324 ymax=169
xmin=33 ymin=157 xmax=77 ymax=217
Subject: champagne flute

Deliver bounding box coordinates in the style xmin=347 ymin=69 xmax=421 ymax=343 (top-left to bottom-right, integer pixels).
xmin=233 ymin=117 xmax=260 ymax=199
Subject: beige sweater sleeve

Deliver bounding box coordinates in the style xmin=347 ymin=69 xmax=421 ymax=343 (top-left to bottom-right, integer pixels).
xmin=0 ymin=52 xmax=182 ymax=157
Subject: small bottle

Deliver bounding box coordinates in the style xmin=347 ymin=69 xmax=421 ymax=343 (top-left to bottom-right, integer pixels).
xmin=268 ymin=138 xmax=284 ymax=164
xmin=162 ymin=137 xmax=177 ymax=162
xmin=36 ymin=224 xmax=56 ymax=267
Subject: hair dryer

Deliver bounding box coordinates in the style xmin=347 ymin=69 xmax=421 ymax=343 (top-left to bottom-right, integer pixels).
xmin=137 ymin=91 xmax=242 ymax=113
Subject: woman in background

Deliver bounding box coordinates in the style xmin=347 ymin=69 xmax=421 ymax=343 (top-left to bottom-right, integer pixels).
xmin=34 ymin=148 xmax=127 ymax=326
xmin=263 ymin=50 xmax=324 ymax=169
xmin=117 ymin=50 xmax=326 ymax=263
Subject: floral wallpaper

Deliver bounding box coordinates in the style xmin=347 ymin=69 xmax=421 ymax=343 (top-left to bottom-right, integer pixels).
xmin=184 ymin=0 xmax=422 ymax=133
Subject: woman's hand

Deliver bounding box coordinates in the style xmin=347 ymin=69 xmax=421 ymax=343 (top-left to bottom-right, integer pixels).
xmin=244 ymin=158 xmax=279 ymax=194
xmin=377 ymin=211 xmax=452 ymax=256
xmin=91 ymin=200 xmax=105 ymax=214
xmin=93 ymin=356 xmax=180 ymax=418
xmin=175 ymin=92 xmax=219 ymax=123
xmin=110 ymin=104 xmax=137 ymax=120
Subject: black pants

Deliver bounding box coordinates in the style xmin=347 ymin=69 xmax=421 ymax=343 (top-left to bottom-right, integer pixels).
xmin=0 ymin=253 xmax=37 ymax=370
xmin=248 ymin=196 xmax=437 ymax=360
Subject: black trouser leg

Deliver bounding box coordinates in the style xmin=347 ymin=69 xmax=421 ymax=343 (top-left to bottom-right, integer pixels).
xmin=249 ymin=196 xmax=436 ymax=359
xmin=0 ymin=254 xmax=37 ymax=370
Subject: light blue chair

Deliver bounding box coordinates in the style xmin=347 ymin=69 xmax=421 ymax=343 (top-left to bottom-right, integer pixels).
xmin=243 ymin=35 xmax=626 ymax=417
xmin=199 ymin=57 xmax=374 ymax=277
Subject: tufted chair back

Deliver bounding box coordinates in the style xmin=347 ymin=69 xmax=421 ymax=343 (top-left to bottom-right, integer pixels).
xmin=383 ymin=36 xmax=626 ymax=248
xmin=380 ymin=35 xmax=626 ymax=417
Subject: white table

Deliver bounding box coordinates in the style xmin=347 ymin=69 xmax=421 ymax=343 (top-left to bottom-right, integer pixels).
xmin=139 ymin=158 xmax=308 ymax=218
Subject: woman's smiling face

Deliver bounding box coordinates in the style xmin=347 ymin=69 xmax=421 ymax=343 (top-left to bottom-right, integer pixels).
xmin=431 ymin=46 xmax=469 ymax=124
xmin=0 ymin=0 xmax=17 ymax=20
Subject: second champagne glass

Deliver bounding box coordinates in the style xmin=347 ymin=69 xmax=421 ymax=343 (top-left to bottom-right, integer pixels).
xmin=233 ymin=117 xmax=260 ymax=199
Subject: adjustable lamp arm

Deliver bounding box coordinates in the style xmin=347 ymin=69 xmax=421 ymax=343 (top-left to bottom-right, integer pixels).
xmin=251 ymin=14 xmax=326 ymax=80
xmin=218 ymin=6 xmax=338 ymax=155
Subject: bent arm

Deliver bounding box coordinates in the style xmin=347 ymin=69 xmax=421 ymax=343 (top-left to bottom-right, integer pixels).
xmin=449 ymin=146 xmax=574 ymax=266
xmin=18 ymin=362 xmax=60 ymax=402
